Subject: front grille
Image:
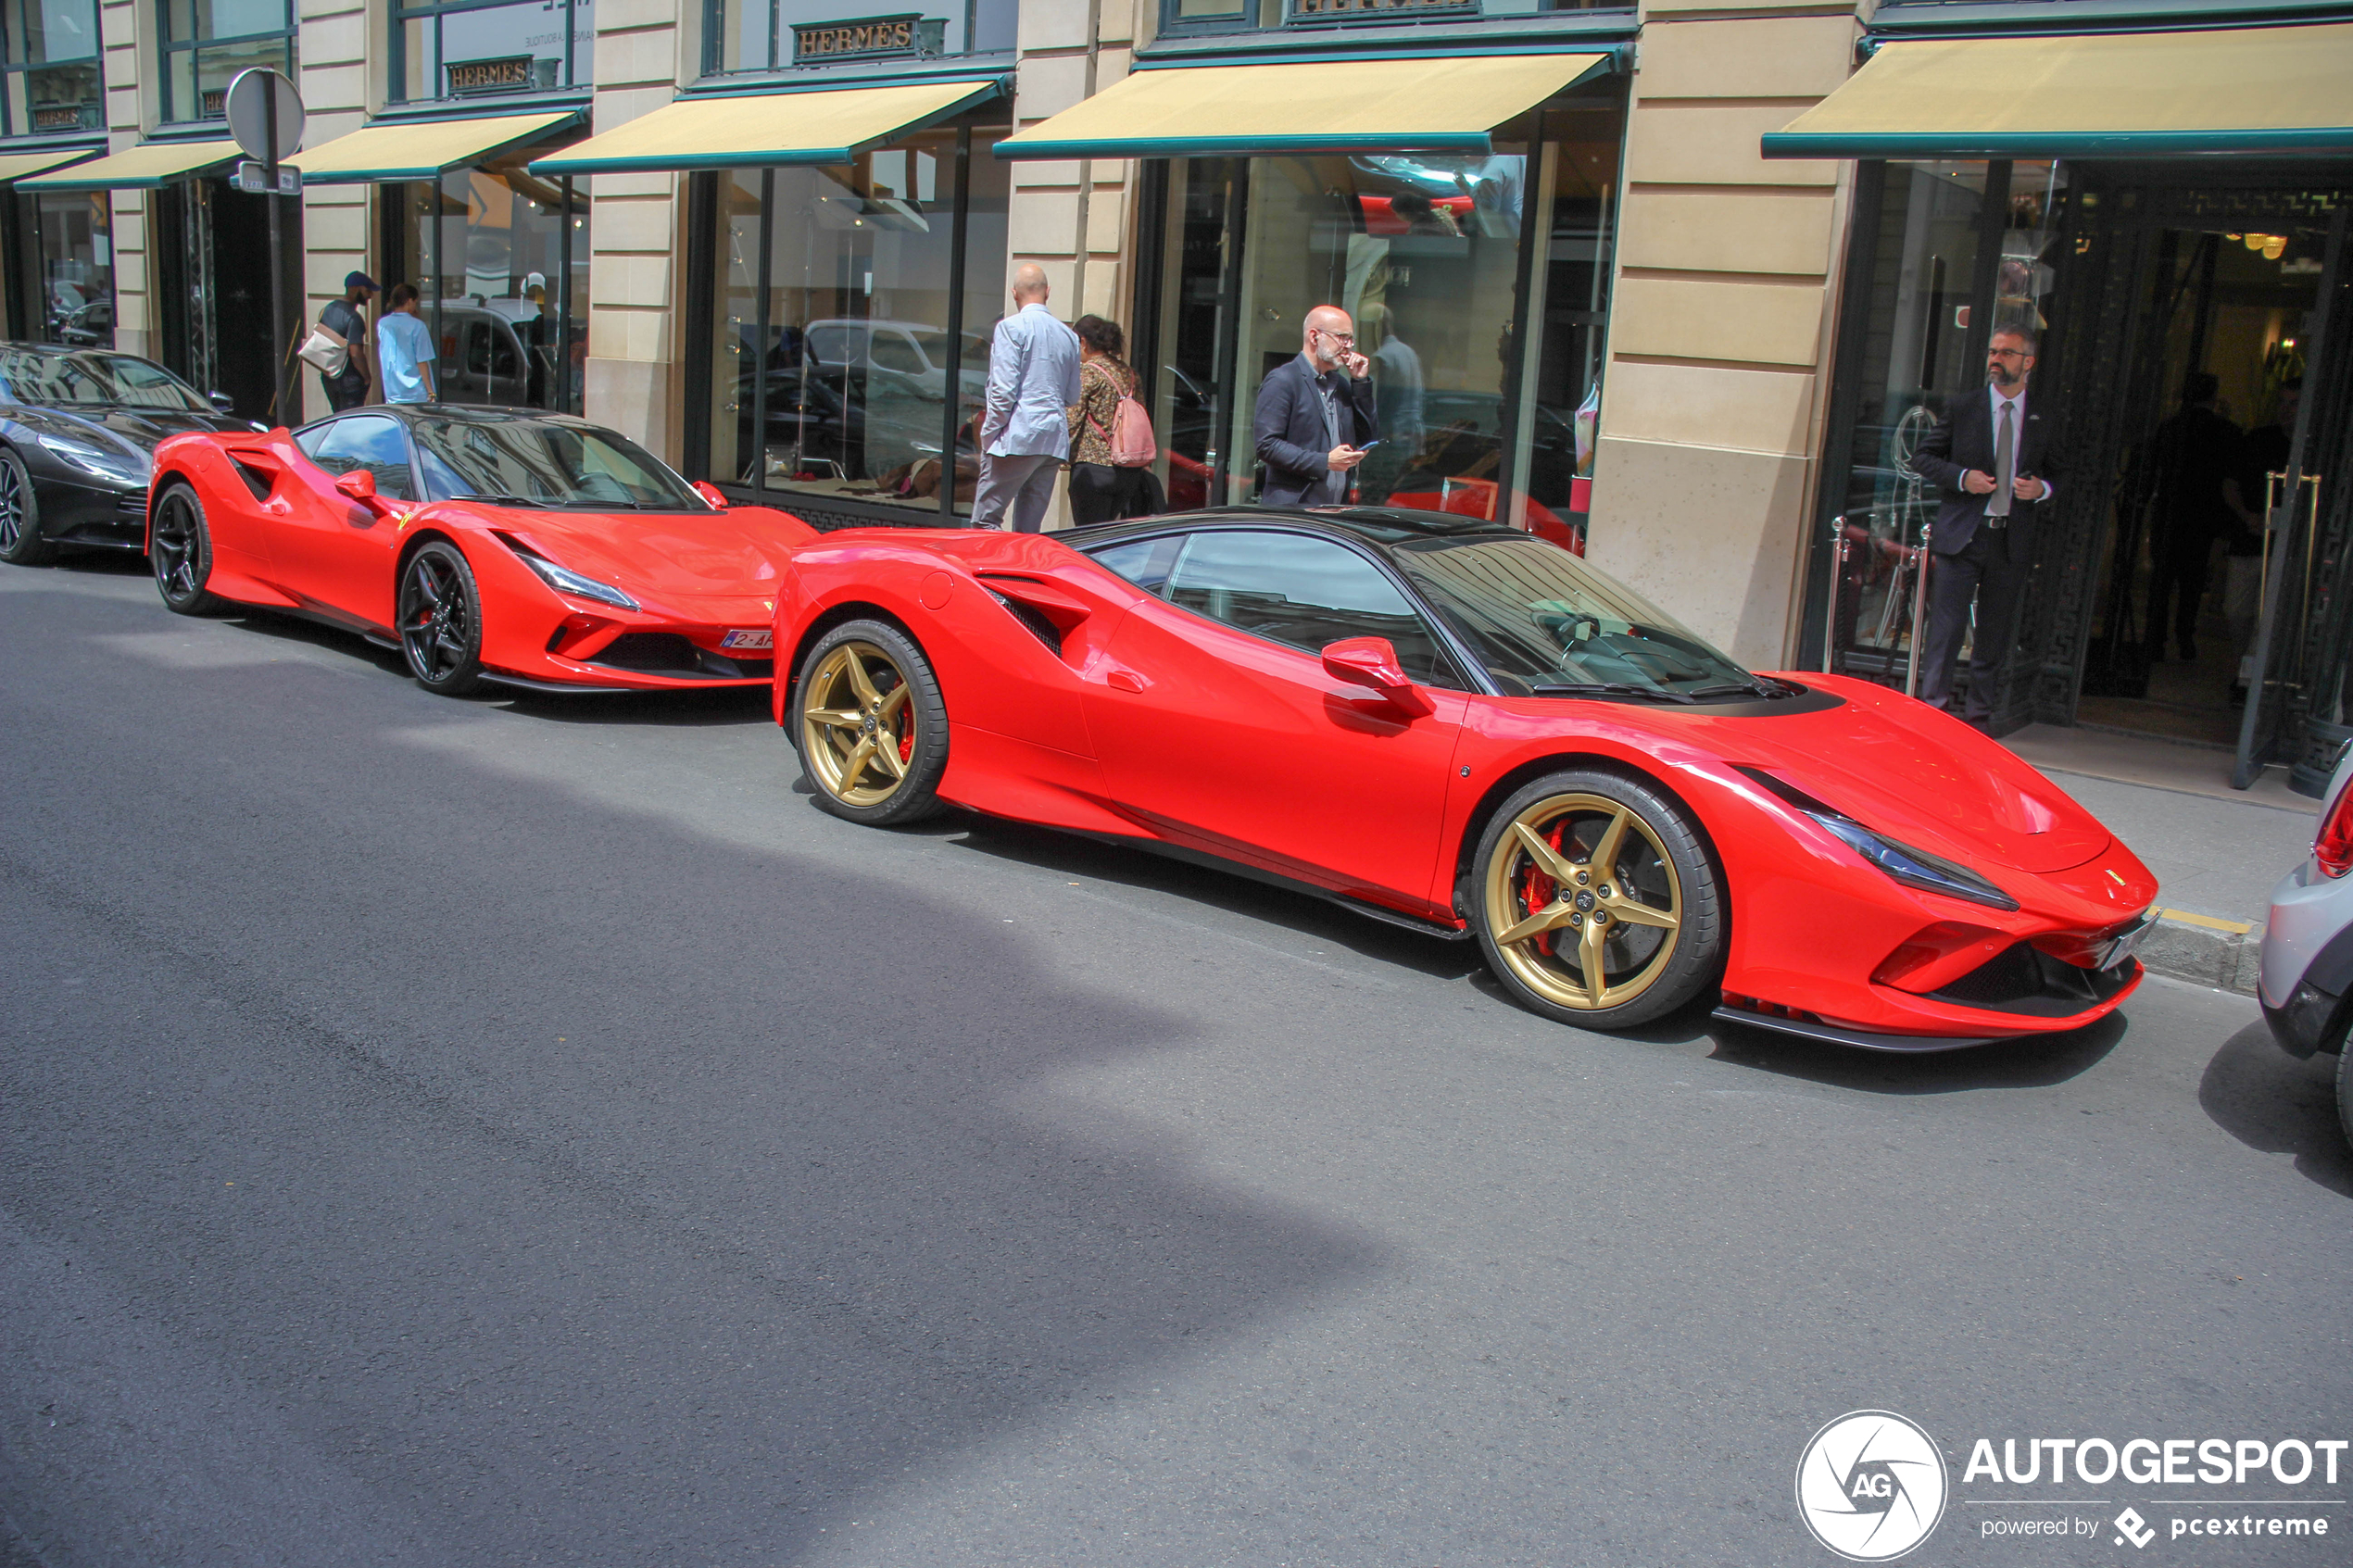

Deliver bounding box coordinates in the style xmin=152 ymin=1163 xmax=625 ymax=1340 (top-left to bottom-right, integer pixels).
xmin=1929 ymin=942 xmax=2136 ymax=1017
xmin=586 ymin=633 xmax=771 ymax=681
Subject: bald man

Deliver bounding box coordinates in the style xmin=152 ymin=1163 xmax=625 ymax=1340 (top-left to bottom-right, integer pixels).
xmin=974 ymin=263 xmax=1083 ymax=531
xmin=1252 ymin=305 xmax=1378 ymax=507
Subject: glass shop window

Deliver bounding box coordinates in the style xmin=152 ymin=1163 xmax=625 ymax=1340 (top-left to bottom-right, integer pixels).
xmin=19 ymin=187 xmax=112 ymax=346
xmin=385 ymin=165 xmax=590 ymax=413
xmin=394 ymin=0 xmax=594 ymax=104
xmin=1 ymin=0 xmax=101 ymax=136
xmin=1162 ymin=0 xmax=1619 ymax=36
xmin=701 ymin=129 xmax=1009 ymax=516
xmin=707 ymin=0 xmax=1016 ymax=75
xmin=160 ymin=0 xmax=296 ymax=124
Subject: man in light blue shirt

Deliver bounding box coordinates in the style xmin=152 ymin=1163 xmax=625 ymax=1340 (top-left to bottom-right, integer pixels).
xmin=374 ymin=282 xmax=437 ymax=406
xmin=975 ymin=263 xmax=1082 ymax=532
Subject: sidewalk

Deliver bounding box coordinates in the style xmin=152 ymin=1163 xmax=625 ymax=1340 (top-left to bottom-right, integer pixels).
xmin=2001 ymin=724 xmax=2322 ymax=995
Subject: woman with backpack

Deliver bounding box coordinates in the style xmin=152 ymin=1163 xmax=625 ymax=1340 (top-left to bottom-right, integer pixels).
xmin=1065 ymin=315 xmax=1160 ymax=525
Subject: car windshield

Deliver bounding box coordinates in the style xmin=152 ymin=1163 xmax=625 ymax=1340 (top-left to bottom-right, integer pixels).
xmin=0 ymin=348 xmax=209 ymax=412
xmin=409 ymin=418 xmax=709 ymax=510
xmin=1393 ymin=534 xmax=1767 ymax=699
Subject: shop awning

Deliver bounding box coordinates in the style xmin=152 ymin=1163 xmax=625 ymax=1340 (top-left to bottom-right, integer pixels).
xmin=289 ymin=110 xmax=583 ymax=183
xmin=529 ymin=79 xmax=1006 ymax=176
xmin=995 ymin=53 xmax=1611 ymax=161
xmin=0 ymin=147 xmax=98 ymax=183
xmin=1764 ymin=23 xmax=2353 ymax=159
xmin=19 ymin=139 xmax=238 ymax=190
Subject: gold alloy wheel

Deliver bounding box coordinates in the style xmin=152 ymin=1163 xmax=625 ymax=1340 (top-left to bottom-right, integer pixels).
xmin=1483 ymin=792 xmax=1683 ymax=1011
xmin=800 ymin=640 xmax=917 ymax=809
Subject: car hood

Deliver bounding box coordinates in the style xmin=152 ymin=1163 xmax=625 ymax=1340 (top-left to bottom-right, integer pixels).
xmin=9 ymin=404 xmax=243 ymax=456
xmin=1729 ymin=675 xmax=2112 ymax=875
xmin=446 ymin=503 xmax=819 ymax=599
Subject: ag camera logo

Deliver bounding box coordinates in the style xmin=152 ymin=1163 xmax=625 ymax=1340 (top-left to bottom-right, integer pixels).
xmin=1796 ymin=1411 xmax=1950 ymax=1561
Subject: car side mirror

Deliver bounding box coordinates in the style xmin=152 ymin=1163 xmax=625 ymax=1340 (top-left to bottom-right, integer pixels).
xmin=1323 ymin=635 xmax=1435 ymax=716
xmin=692 ymin=481 xmax=730 ymax=510
xmin=208 ymin=391 xmax=234 ymax=415
xmin=334 ymin=468 xmax=396 ymax=516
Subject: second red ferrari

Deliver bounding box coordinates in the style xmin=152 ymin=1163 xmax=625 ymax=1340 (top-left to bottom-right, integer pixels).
xmin=148 ymin=406 xmax=815 ymax=695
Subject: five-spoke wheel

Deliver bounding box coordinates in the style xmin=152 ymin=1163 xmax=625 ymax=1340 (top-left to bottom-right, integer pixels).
xmin=795 ymin=619 xmax=948 ymax=825
xmin=150 ymin=483 xmax=226 ymax=614
xmin=1472 ymin=769 xmax=1724 ymax=1029
xmin=0 ymin=445 xmax=55 ymax=566
xmin=397 ymin=542 xmax=484 ymax=695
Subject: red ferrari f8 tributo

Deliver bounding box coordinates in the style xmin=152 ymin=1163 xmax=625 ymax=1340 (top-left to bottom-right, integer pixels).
xmin=147 ymin=406 xmax=815 ymax=694
xmin=770 ymin=508 xmax=2158 ymax=1050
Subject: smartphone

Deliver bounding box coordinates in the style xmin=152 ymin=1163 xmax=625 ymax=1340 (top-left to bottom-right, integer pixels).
xmin=1353 ymin=440 xmax=1381 ymax=452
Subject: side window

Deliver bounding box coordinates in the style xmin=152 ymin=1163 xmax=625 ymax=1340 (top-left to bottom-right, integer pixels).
xmin=1081 ymin=533 xmax=1185 ymax=594
xmin=869 ymin=332 xmax=925 ymax=375
xmin=465 ymin=322 xmax=491 ymax=375
xmin=296 ymin=416 xmax=417 ymax=500
xmin=1162 ymin=531 xmax=1461 ymax=687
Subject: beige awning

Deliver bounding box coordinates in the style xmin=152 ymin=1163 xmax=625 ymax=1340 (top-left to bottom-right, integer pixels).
xmin=1766 ymin=23 xmax=2353 ymax=159
xmin=19 ymin=140 xmax=238 ymax=190
xmin=995 ymin=53 xmax=1611 ymax=161
xmin=0 ymin=146 xmax=100 ymax=183
xmin=289 ymin=110 xmax=582 ymax=183
xmin=530 ymin=79 xmax=1006 ymax=176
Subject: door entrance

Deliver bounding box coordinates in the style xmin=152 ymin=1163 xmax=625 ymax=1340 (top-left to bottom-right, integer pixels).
xmin=151 ymin=178 xmax=299 ymax=421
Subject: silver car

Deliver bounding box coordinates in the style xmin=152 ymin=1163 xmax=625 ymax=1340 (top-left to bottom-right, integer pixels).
xmin=2258 ymin=745 xmax=2353 ymax=1144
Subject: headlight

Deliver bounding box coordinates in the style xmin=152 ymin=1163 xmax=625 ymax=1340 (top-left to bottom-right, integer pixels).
xmin=37 ymin=431 xmax=145 ymax=485
xmin=1737 ymin=767 xmax=2019 ymax=911
xmin=512 ymin=550 xmax=639 ymax=611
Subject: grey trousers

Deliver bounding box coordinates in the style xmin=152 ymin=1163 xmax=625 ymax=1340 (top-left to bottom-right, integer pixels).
xmin=974 ymin=452 xmax=1060 ymax=532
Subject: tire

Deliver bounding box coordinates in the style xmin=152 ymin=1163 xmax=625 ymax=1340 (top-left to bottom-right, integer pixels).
xmin=794 ymin=618 xmax=949 ymax=826
xmin=150 ymin=483 xmax=228 ymax=614
xmin=0 ymin=445 xmax=57 ymax=565
xmin=2337 ymin=1044 xmax=2351 ymax=1151
xmin=1470 ymin=767 xmax=1726 ymax=1031
xmin=396 ymin=542 xmax=485 ymax=696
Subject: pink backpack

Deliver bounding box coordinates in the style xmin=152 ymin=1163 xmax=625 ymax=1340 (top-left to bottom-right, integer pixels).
xmin=1088 ymin=365 xmax=1157 ymax=468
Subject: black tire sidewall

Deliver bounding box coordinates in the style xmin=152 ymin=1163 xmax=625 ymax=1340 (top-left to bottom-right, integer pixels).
xmin=794 ymin=618 xmax=949 ymax=826
xmin=0 ymin=446 xmax=54 ymax=565
xmin=152 ymin=483 xmax=222 ymax=613
xmin=399 ymin=542 xmax=485 ymax=695
xmin=1471 ymin=766 xmax=1726 ymax=1031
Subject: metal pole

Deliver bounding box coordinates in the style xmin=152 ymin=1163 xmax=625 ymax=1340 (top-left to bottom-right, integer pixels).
xmin=1906 ymin=539 xmax=1931 ymax=697
xmin=265 ymin=88 xmax=288 ymax=426
xmin=1822 ymin=514 xmax=1843 ymax=674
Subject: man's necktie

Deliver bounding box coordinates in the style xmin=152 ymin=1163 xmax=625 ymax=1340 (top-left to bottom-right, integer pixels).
xmin=1988 ymin=400 xmax=2016 ymax=519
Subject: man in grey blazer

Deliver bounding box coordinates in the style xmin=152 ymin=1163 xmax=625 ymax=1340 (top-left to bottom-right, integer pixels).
xmin=975 ymin=263 xmax=1083 ymax=532
xmin=1252 ymin=304 xmax=1378 ymax=507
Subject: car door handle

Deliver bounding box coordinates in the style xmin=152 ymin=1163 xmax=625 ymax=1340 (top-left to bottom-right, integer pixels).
xmin=1106 ymin=669 xmax=1148 ymax=694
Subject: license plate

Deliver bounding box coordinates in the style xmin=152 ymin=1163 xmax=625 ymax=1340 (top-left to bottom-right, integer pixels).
xmin=2097 ymin=910 xmax=2158 ymax=971
xmin=719 ymin=628 xmax=773 ymax=650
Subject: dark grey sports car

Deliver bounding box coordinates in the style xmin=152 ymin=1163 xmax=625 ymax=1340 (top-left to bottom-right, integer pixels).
xmin=0 ymin=344 xmax=247 ymax=565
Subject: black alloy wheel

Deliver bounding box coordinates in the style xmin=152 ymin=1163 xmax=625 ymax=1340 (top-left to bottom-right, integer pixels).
xmin=396 ymin=542 xmax=485 ymax=696
xmin=151 ymin=483 xmax=227 ymax=614
xmin=0 ymin=445 xmax=56 ymax=565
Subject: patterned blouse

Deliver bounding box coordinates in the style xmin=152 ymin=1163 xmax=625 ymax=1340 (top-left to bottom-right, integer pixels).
xmin=1066 ymin=357 xmax=1138 ymax=468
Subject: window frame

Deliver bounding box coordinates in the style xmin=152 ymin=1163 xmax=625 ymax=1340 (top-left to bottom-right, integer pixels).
xmin=155 ymin=0 xmax=298 ymax=125
xmin=698 ymin=0 xmax=1018 ymax=78
xmin=388 ymin=0 xmax=591 ymax=108
xmin=1 ymin=0 xmax=105 ymax=137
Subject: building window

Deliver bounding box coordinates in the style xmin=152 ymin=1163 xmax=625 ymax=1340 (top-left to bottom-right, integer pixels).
xmin=706 ymin=0 xmax=1016 ymax=76
xmin=1160 ymin=0 xmax=1617 ymax=36
xmin=1141 ymin=106 xmax=1618 ymax=544
xmin=392 ymin=0 xmax=594 ymax=105
xmin=1 ymin=0 xmax=102 ymax=137
xmin=158 ymin=0 xmax=297 ymax=124
xmin=693 ymin=124 xmax=1010 ymax=515
xmin=383 ymin=165 xmax=589 ymax=412
xmin=13 ymin=188 xmax=110 ymax=345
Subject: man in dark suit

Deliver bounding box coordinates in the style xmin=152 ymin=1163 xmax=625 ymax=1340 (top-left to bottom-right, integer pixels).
xmin=1252 ymin=304 xmax=1378 ymax=507
xmin=1909 ymin=326 xmax=2060 ymax=724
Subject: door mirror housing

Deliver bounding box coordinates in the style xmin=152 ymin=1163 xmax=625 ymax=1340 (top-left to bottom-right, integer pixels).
xmin=692 ymin=481 xmax=730 ymax=510
xmin=334 ymin=468 xmax=396 ymax=516
xmin=1322 ymin=635 xmax=1434 ymax=716
xmin=208 ymin=390 xmax=234 ymax=415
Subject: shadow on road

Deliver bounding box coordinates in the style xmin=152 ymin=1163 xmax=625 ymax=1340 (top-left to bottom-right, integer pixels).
xmin=2197 ymin=1019 xmax=2353 ymax=1197
xmin=0 ymin=584 xmax=1386 ymax=1564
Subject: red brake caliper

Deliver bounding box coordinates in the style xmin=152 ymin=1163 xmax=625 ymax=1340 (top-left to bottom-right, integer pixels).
xmin=1519 ymin=822 xmax=1568 ymax=956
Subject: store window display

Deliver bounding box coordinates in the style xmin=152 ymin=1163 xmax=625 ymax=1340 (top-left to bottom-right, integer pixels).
xmin=384 ymin=165 xmax=589 ymax=413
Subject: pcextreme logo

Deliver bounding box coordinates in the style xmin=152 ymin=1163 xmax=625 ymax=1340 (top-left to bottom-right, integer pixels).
xmin=1795 ymin=1411 xmax=1951 ymax=1562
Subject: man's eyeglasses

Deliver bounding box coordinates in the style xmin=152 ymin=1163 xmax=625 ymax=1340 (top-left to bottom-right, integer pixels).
xmin=1313 ymin=328 xmax=1357 ymax=346
xmin=1988 ymin=347 xmax=2033 ymax=360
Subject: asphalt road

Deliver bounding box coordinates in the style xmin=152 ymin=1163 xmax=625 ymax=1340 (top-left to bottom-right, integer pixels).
xmin=3 ymin=555 xmax=2348 ymax=1568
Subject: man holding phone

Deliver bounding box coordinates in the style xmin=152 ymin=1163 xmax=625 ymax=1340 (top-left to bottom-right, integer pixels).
xmin=1252 ymin=304 xmax=1378 ymax=507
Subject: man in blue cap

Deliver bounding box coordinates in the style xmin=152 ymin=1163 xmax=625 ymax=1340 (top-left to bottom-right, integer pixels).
xmin=317 ymin=272 xmax=377 ymax=411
